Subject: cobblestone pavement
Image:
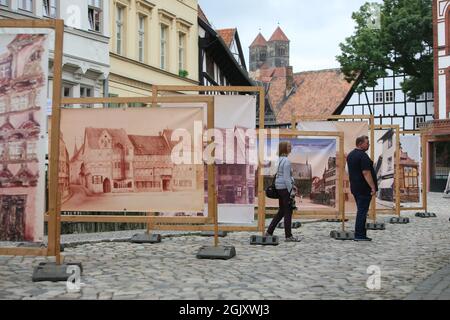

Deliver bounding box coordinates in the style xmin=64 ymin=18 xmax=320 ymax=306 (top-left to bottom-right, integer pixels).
xmin=0 ymin=193 xmax=449 ymax=300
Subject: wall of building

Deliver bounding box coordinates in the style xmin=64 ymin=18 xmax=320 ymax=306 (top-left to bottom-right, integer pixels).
xmin=109 ymin=0 xmax=199 ymax=97
xmin=435 ymin=0 xmax=450 ymax=119
xmin=341 ymin=70 xmax=435 ymax=131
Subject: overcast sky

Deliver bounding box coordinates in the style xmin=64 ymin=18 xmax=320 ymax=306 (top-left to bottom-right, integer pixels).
xmin=198 ymin=0 xmax=382 ymax=72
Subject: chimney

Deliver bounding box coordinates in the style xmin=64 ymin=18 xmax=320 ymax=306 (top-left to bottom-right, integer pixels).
xmin=286 ymin=66 xmax=294 ymax=92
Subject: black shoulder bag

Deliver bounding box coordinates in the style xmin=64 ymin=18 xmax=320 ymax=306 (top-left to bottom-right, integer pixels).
xmin=265 ymin=158 xmax=285 ymax=199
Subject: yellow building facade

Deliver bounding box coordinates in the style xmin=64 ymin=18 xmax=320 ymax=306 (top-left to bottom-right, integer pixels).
xmin=109 ymin=0 xmax=199 ymax=97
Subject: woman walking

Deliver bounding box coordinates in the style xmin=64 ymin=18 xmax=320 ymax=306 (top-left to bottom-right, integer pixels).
xmin=265 ymin=141 xmax=302 ymax=242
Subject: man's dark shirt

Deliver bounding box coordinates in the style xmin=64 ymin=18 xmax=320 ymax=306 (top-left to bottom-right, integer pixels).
xmin=347 ymin=148 xmax=378 ymax=196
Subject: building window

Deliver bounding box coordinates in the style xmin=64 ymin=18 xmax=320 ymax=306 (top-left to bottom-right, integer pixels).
xmin=160 ymin=24 xmax=168 ymax=70
xmin=9 ymin=142 xmax=24 ymax=160
xmin=417 ymin=93 xmax=426 ymax=101
xmin=404 ymin=167 xmax=418 ymax=188
xmin=277 ymin=46 xmax=286 ymax=56
xmin=138 ymin=15 xmax=146 ymax=63
xmin=18 ymin=0 xmax=33 ymax=12
xmin=0 ymin=0 xmax=9 ymax=7
xmin=63 ymin=85 xmax=72 ymax=107
xmin=385 ymin=91 xmax=394 ymax=103
xmin=88 ymin=0 xmax=102 ymax=32
xmin=43 ymin=0 xmax=56 ymax=18
xmin=0 ymin=98 xmax=6 ymax=113
xmin=387 ymin=156 xmax=393 ymax=172
xmin=178 ymin=32 xmax=186 ymax=72
xmin=92 ymin=175 xmax=102 ymax=185
xmin=80 ymin=86 xmax=93 ymax=98
xmin=26 ymin=141 xmax=37 ymax=159
xmin=375 ymin=92 xmax=383 ymax=103
xmin=415 ymin=116 xmax=425 ymax=129
xmin=11 ymin=95 xmax=28 ymax=112
xmin=0 ymin=63 xmax=11 ymax=79
xmin=116 ymin=6 xmax=125 ymax=55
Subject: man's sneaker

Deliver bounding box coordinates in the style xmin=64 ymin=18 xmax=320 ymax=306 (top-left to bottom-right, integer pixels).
xmin=285 ymin=236 xmax=302 ymax=242
xmin=354 ymin=237 xmax=372 ymax=242
xmin=264 ymin=232 xmax=273 ymax=237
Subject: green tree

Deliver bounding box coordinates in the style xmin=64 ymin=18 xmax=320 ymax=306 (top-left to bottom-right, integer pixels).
xmin=337 ymin=0 xmax=433 ymax=99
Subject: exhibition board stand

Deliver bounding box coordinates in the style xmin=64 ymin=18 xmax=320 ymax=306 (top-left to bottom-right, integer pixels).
xmin=0 ymin=19 xmax=70 ymax=280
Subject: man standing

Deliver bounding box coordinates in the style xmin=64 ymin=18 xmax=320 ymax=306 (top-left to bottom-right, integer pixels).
xmin=347 ymin=136 xmax=378 ymax=242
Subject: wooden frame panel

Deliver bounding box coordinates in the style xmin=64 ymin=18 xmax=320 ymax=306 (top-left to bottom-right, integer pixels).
xmin=153 ymin=86 xmax=266 ymax=235
xmin=397 ymin=130 xmax=427 ymax=212
xmin=373 ymin=125 xmax=401 ymax=217
xmin=0 ymin=19 xmax=64 ymax=258
xmin=291 ymin=115 xmax=376 ymax=222
xmin=264 ymin=130 xmax=346 ymax=230
xmin=57 ymin=95 xmax=216 ymax=225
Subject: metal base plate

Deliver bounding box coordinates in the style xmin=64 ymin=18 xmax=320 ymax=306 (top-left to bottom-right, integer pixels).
xmin=32 ymin=262 xmax=83 ymax=282
xmin=196 ymin=246 xmax=236 ymax=260
xmin=200 ymin=231 xmax=228 ymax=237
xmin=366 ymin=222 xmax=386 ymax=230
xmin=130 ymin=233 xmax=162 ymax=244
xmin=277 ymin=222 xmax=302 ymax=229
xmin=250 ymin=235 xmax=279 ymax=246
xmin=415 ymin=212 xmax=437 ymax=218
xmin=325 ymin=219 xmax=349 ymax=223
xmin=390 ymin=217 xmax=410 ymax=224
xmin=330 ymin=230 xmax=355 ymax=240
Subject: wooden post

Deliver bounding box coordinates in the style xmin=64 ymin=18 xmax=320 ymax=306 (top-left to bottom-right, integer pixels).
xmin=369 ymin=116 xmax=377 ymax=222
xmin=395 ymin=126 xmax=401 ymax=217
xmin=205 ymin=99 xmax=219 ymax=247
xmin=258 ymin=87 xmax=266 ymax=235
xmin=47 ymin=20 xmax=64 ymax=264
xmin=339 ymin=132 xmax=346 ymax=232
xmin=422 ymin=131 xmax=428 ymax=212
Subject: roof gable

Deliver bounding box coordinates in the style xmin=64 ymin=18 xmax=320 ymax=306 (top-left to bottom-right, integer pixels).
xmin=269 ymin=27 xmax=289 ymax=42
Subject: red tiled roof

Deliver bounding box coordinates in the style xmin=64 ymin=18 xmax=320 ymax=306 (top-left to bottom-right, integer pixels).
xmin=267 ymin=69 xmax=356 ymax=124
xmin=217 ymin=28 xmax=236 ymax=48
xmin=269 ymin=27 xmax=289 ymax=42
xmin=85 ymin=128 xmax=131 ymax=150
xmin=250 ymin=33 xmax=267 ymax=47
xmin=198 ymin=5 xmax=210 ymax=26
xmin=128 ymin=135 xmax=171 ymax=156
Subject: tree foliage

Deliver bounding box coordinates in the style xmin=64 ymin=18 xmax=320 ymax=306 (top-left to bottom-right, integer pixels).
xmin=337 ymin=0 xmax=433 ymax=99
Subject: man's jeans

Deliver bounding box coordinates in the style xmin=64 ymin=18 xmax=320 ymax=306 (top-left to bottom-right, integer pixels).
xmin=354 ymin=194 xmax=372 ymax=239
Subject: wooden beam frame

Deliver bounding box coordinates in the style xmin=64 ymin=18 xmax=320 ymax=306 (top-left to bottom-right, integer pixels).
xmin=57 ymin=95 xmax=216 ymax=225
xmin=0 ymin=19 xmax=64 ymax=258
xmin=263 ymin=130 xmax=346 ymax=230
xmin=292 ymin=115 xmax=376 ymax=222
xmin=152 ymin=86 xmax=266 ymax=235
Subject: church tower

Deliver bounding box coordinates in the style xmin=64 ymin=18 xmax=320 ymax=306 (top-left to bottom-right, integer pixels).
xmin=249 ymin=33 xmax=268 ymax=72
xmin=267 ymin=26 xmax=290 ymax=68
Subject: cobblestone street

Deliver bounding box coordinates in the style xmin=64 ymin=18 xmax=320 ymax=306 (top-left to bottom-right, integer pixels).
xmin=0 ymin=193 xmax=449 ymax=300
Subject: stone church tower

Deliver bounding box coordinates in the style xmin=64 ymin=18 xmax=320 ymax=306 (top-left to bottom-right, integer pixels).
xmin=249 ymin=26 xmax=290 ymax=72
xmin=249 ymin=33 xmax=268 ymax=72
